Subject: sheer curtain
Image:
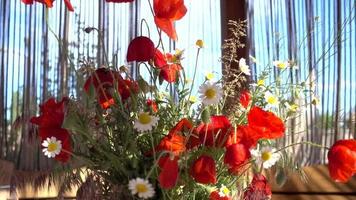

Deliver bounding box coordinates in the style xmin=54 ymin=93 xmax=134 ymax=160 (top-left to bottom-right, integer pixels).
xmin=0 ymin=0 xmax=221 ymax=171
xmin=248 ymin=0 xmax=355 ymax=164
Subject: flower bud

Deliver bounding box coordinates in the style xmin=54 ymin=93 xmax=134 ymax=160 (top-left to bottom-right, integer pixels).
xmin=196 ymin=39 xmax=204 ymax=48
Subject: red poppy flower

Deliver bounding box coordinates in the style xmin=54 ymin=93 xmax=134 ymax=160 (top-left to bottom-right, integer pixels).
xmin=117 ymin=79 xmax=139 ymax=101
xmin=239 ymin=90 xmax=251 ymax=108
xmin=22 ymin=0 xmax=54 ymax=7
xmin=158 ymin=155 xmax=179 ymax=189
xmin=190 ymin=155 xmax=217 ymax=184
xmin=225 ymin=125 xmax=262 ymax=149
xmin=196 ymin=115 xmax=232 ymax=147
xmin=186 ymin=132 xmax=201 ymax=150
xmin=209 ymin=191 xmax=232 ymax=200
xmin=84 ymin=68 xmax=118 ymax=109
xmin=248 ymin=106 xmax=285 ymax=139
xmin=106 ymin=0 xmax=134 ymax=2
xmin=127 ymin=36 xmax=155 ymax=62
xmin=147 ymin=118 xmax=195 ymax=156
xmin=153 ymin=49 xmax=167 ymax=69
xmin=160 ymin=64 xmax=182 ymax=83
xmin=39 ymin=127 xmax=71 ymax=163
xmin=243 ymin=174 xmax=272 ymax=200
xmin=30 ymin=97 xmax=68 ymax=128
xmin=146 ymin=99 xmax=158 ymax=112
xmin=84 ymin=68 xmax=118 ymax=90
xmin=151 ymin=132 xmax=186 ymax=156
xmin=328 ymin=139 xmax=356 ymax=182
xmin=170 ymin=118 xmax=193 ymax=134
xmin=22 ymin=0 xmax=74 ymax=12
xmin=153 ymin=0 xmax=187 ymax=40
xmin=224 ymin=143 xmax=251 ymax=174
xmin=170 ymin=118 xmax=200 ymax=149
xmin=153 ymin=49 xmax=182 ymax=83
xmin=84 ymin=68 xmax=137 ymax=109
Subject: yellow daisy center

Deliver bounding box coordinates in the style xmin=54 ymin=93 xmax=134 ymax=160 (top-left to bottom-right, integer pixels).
xmin=257 ymin=79 xmax=265 ymax=86
xmin=267 ymin=96 xmax=278 ymax=104
xmin=136 ymin=183 xmax=148 ymax=193
xmin=261 ymin=151 xmax=272 ymax=161
xmin=138 ymin=113 xmax=152 ymax=124
xmin=277 ymin=62 xmax=287 ymax=69
xmin=205 ymin=72 xmax=214 ymax=80
xmin=47 ymin=143 xmax=58 ymax=152
xmin=221 ymin=187 xmax=230 ymax=195
xmin=205 ymin=88 xmax=216 ymax=99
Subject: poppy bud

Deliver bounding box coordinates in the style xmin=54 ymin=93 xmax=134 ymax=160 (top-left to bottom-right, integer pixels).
xmin=84 ymin=27 xmax=96 ymax=34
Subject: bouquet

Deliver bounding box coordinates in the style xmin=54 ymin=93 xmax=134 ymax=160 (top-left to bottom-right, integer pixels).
xmin=28 ymin=0 xmax=356 ymax=199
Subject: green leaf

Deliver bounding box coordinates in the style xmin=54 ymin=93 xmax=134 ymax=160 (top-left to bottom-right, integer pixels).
xmin=201 ymin=107 xmax=211 ymax=123
xmin=137 ymin=76 xmax=150 ymax=93
xmin=275 ymin=169 xmax=288 ymax=187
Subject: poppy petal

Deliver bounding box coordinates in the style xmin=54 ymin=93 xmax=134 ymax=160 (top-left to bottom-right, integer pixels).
xmin=153 ymin=49 xmax=167 ymax=69
xmin=64 ymin=0 xmax=74 ymax=11
xmin=153 ymin=0 xmax=186 ymax=40
xmin=328 ymin=139 xmax=356 ymax=182
xmin=239 ymin=90 xmax=251 ymax=108
xmin=159 ymin=64 xmax=181 ymax=83
xmin=30 ymin=97 xmax=68 ymax=128
xmin=127 ymin=36 xmax=155 ymax=62
xmin=224 ymin=143 xmax=251 ymax=174
xmin=158 ymin=156 xmax=179 ymax=189
xmin=190 ymin=155 xmax=217 ymax=184
xmin=106 ymin=0 xmax=134 ymax=2
xmin=197 ymin=115 xmax=232 ymax=147
xmin=154 ymin=17 xmax=177 ymax=40
xmin=244 ymin=174 xmax=272 ymax=200
xmin=151 ymin=132 xmax=186 ymax=156
xmin=248 ymin=106 xmax=285 ymax=139
xmin=21 ymin=0 xmax=34 ymax=4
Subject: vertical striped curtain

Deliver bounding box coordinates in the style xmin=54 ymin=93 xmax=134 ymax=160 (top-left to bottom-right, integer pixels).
xmin=248 ymin=0 xmax=355 ymax=164
xmin=0 ymin=0 xmax=221 ymax=171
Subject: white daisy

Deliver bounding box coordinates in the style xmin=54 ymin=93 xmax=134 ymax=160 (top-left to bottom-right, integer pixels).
xmin=285 ymin=102 xmax=298 ymax=112
xmin=273 ymin=60 xmax=289 ymax=69
xmin=128 ymin=178 xmax=155 ymax=199
xmin=264 ymin=91 xmax=279 ymax=107
xmin=134 ymin=112 xmax=159 ymax=132
xmin=42 ymin=136 xmax=62 ymax=158
xmin=251 ymin=146 xmax=281 ymax=169
xmin=198 ymin=82 xmax=223 ymax=105
xmin=218 ymin=184 xmax=230 ymax=197
xmin=239 ymin=58 xmax=251 ymax=76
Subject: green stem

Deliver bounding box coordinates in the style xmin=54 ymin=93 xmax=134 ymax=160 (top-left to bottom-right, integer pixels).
xmin=140 ymin=19 xmax=151 ymax=38
xmin=145 ymin=151 xmax=169 ymax=179
xmin=275 ymin=141 xmax=330 ymax=153
xmin=187 ymin=48 xmax=201 ymax=104
xmin=93 ymin=28 xmax=110 ymax=68
xmin=227 ymin=164 xmax=252 ymax=188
